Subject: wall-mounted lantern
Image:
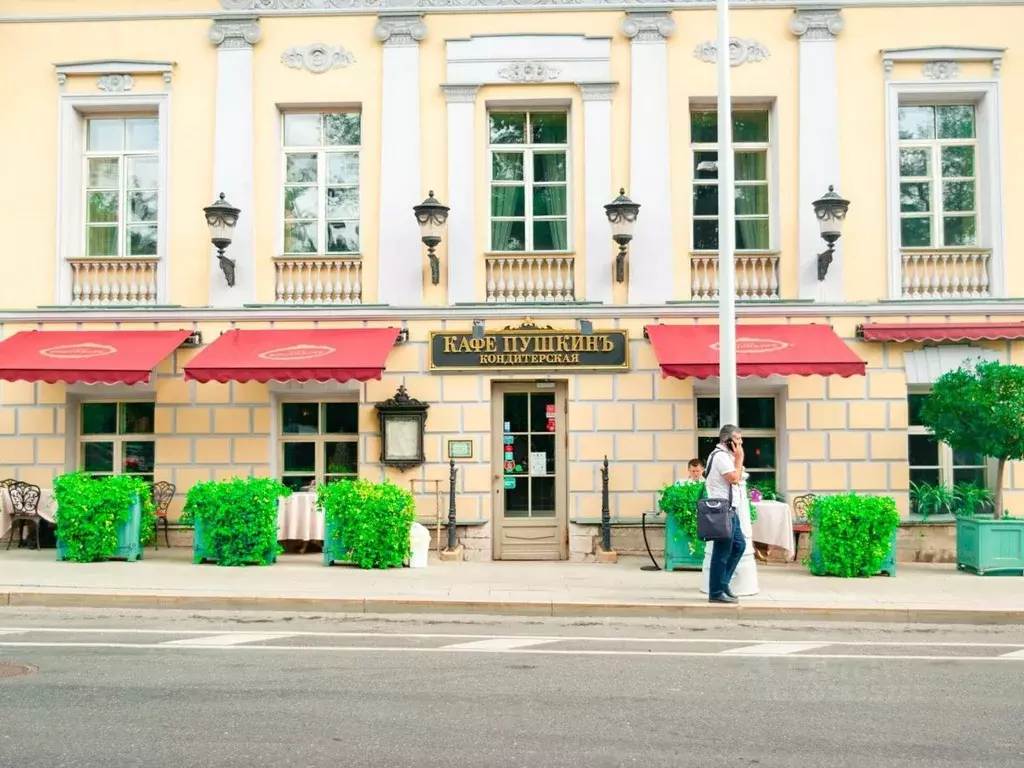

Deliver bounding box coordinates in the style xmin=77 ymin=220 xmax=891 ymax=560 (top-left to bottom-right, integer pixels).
xmin=604 ymin=188 xmax=641 ymax=283
xmin=413 ymin=191 xmax=450 ymax=286
xmin=204 ymin=193 xmax=241 ymax=287
xmin=812 ymin=185 xmax=850 ymax=281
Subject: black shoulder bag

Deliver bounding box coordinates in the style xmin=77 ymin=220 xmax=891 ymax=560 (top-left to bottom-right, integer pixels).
xmin=696 ymin=449 xmax=735 ymax=542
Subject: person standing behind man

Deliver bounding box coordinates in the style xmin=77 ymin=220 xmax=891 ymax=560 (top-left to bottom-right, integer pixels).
xmin=704 ymin=425 xmax=746 ymax=604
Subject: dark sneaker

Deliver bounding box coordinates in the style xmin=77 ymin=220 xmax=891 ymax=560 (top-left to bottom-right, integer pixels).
xmin=709 ymin=594 xmax=738 ymax=604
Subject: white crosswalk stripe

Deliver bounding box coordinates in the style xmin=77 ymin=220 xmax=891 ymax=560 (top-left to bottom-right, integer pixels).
xmin=442 ymin=638 xmax=557 ymax=651
xmin=161 ymin=633 xmax=297 ymax=647
xmin=721 ymin=642 xmax=830 ymax=656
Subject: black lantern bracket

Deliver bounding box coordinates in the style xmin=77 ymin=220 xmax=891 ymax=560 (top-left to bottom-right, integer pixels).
xmin=375 ymin=384 xmax=430 ymax=471
xmin=817 ymin=236 xmax=839 ymax=281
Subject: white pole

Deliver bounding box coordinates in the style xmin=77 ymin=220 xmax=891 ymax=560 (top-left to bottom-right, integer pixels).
xmin=716 ymin=0 xmax=738 ymax=427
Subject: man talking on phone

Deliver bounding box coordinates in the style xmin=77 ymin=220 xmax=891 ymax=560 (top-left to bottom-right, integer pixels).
xmin=704 ymin=425 xmax=746 ymax=604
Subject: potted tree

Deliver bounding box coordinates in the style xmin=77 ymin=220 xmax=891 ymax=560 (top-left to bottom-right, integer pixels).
xmin=919 ymin=360 xmax=1024 ymax=576
xmin=53 ymin=472 xmax=156 ymax=563
xmin=182 ymin=477 xmax=290 ymax=566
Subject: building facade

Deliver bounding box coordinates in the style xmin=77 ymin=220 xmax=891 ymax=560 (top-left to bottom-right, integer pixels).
xmin=0 ymin=0 xmax=1022 ymax=560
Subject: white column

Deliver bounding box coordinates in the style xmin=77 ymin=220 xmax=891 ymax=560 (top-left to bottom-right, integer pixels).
xmin=579 ymin=83 xmax=616 ymax=304
xmin=791 ymin=9 xmax=845 ymax=301
xmin=443 ymin=85 xmax=479 ymax=305
xmin=375 ymin=15 xmax=427 ymax=305
xmin=208 ymin=17 xmax=259 ymax=308
xmin=621 ymin=12 xmax=676 ymax=305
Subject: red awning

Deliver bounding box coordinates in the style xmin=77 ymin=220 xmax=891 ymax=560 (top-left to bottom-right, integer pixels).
xmin=183 ymin=328 xmax=401 ymax=383
xmin=0 ymin=329 xmax=192 ymax=385
xmin=859 ymin=322 xmax=1024 ymax=343
xmin=645 ymin=323 xmax=866 ymax=379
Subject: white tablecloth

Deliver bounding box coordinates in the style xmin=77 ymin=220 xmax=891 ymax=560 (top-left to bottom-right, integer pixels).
xmin=0 ymin=487 xmax=58 ymax=542
xmin=277 ymin=492 xmax=324 ymax=541
xmin=751 ymin=500 xmax=795 ymax=558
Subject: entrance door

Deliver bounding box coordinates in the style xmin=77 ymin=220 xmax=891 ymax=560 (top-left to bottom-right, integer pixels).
xmin=492 ymin=382 xmax=567 ymax=561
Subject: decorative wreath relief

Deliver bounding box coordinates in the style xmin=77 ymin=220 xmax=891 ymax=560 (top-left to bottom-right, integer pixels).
xmin=281 ymin=44 xmax=357 ymax=74
xmin=497 ymin=61 xmax=562 ymax=83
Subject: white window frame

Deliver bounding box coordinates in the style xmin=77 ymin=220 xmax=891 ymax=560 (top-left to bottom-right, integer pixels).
xmin=56 ymin=92 xmax=171 ymax=304
xmin=695 ymin=395 xmax=780 ymax=487
xmin=906 ymin=390 xmax=989 ymax=496
xmin=486 ymin=107 xmax=572 ymax=254
xmin=278 ymin=110 xmax=363 ymax=258
xmin=884 ymin=80 xmax=1005 ymax=299
xmin=277 ymin=400 xmax=360 ymax=491
xmin=77 ymin=400 xmax=156 ymax=481
xmin=688 ymin=99 xmax=780 ymax=255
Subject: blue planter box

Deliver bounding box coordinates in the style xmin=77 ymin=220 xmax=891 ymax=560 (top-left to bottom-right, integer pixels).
xmin=956 ymin=516 xmax=1024 ymax=576
xmin=193 ymin=517 xmax=278 ymax=566
xmin=57 ymin=496 xmax=142 ymax=563
xmin=323 ymin=515 xmax=350 ymax=566
xmin=664 ymin=512 xmax=704 ymax=571
xmin=810 ymin=526 xmax=897 ymax=577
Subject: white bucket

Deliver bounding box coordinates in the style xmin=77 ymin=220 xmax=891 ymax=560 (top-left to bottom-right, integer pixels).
xmin=409 ymin=522 xmax=430 ymax=568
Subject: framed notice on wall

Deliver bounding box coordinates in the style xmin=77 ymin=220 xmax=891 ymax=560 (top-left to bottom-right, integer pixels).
xmin=447 ymin=439 xmax=473 ymax=459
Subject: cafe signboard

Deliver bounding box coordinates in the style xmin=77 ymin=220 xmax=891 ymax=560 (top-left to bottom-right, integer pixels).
xmin=430 ymin=322 xmax=629 ymax=371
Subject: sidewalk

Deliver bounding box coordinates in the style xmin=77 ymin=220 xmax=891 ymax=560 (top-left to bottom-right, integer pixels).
xmin=0 ymin=548 xmax=1020 ymax=624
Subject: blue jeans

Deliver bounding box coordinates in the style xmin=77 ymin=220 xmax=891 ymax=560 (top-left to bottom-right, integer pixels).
xmin=709 ymin=512 xmax=745 ymax=599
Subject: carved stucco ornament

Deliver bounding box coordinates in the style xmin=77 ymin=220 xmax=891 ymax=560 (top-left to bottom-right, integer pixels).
xmin=693 ymin=38 xmax=770 ymax=67
xmin=497 ymin=61 xmax=562 ymax=82
xmin=96 ymin=74 xmax=135 ymax=92
xmin=281 ymin=44 xmax=356 ymax=73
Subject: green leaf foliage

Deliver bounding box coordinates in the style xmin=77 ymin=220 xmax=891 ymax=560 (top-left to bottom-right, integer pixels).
xmin=53 ymin=472 xmax=156 ymax=563
xmin=748 ymin=478 xmax=784 ymax=503
xmin=318 ymin=479 xmax=416 ymax=569
xmin=808 ymin=493 xmax=900 ymax=578
xmin=181 ymin=477 xmax=290 ymax=567
xmin=658 ymin=482 xmax=707 ymax=558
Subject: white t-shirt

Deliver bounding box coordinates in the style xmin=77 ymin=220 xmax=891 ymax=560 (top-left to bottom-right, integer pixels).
xmin=704 ymin=447 xmax=737 ymax=508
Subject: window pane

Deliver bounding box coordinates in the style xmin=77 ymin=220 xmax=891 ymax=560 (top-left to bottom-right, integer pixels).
xmin=82 ymin=403 xmax=117 ymax=435
xmin=690 ymin=111 xmax=717 ymax=143
xmin=491 ymin=221 xmax=526 ymax=252
xmin=83 ymin=442 xmax=114 ymax=473
xmin=694 ymin=151 xmax=718 ymax=179
xmin=735 ymin=219 xmax=770 ymax=250
xmin=943 ymin=215 xmax=977 ymax=246
xmin=937 ymin=105 xmax=975 ymax=139
xmin=324 ymin=113 xmax=360 ymax=146
xmin=285 ymin=154 xmax=318 ymax=184
xmin=491 ymin=186 xmax=525 ymax=218
xmin=696 ymin=398 xmax=720 ymax=430
xmin=898 ymin=106 xmax=934 ymax=140
xmin=323 ymin=403 xmax=358 ymax=434
xmin=282 ymin=403 xmax=318 ymax=434
xmin=530 ymin=434 xmax=556 ymax=474
xmin=533 ymin=186 xmax=567 ymax=217
xmin=284 ymin=187 xmax=318 ymax=219
xmin=327 ymin=153 xmax=359 ymax=184
xmin=907 ymin=393 xmax=929 ymax=427
xmin=87 ymin=119 xmax=124 ymax=152
xmin=693 ymin=219 xmax=719 ymax=250
xmin=504 ymin=393 xmax=529 ymax=432
xmin=529 ymin=393 xmax=556 ymax=433
xmin=735 ymin=185 xmax=768 ymax=216
xmin=533 ymin=153 xmax=566 ymax=182
xmin=901 ymin=217 xmax=932 ymax=247
xmin=125 ymin=118 xmax=159 ymax=151
xmin=532 ymin=220 xmax=568 ymax=251
xmin=128 ymin=224 xmax=157 ymax=257
xmin=531 ymin=477 xmax=556 ymax=515
xmin=282 ymin=475 xmax=315 ymax=492
xmin=490 ymin=113 xmax=526 ymax=144
xmin=327 ymin=221 xmax=359 ymax=252
xmin=735 ymin=152 xmax=766 ymax=181
xmin=129 ymin=192 xmax=158 ymax=223
xmin=697 ymin=436 xmax=718 ymax=463
xmin=326 ymin=188 xmax=359 ymax=219
xmin=900 ymin=148 xmax=930 ymax=178
xmin=952 ymin=448 xmax=986 ymax=466
xmin=324 ymin=442 xmax=358 ymax=475
xmin=492 ymin=153 xmax=524 ymax=182
xmin=87 ymin=226 xmax=118 ymax=257
xmin=733 ymin=111 xmax=769 ymax=143
xmin=121 ymin=403 xmax=155 ymax=434
xmin=504 ymin=477 xmax=529 ymax=517
xmin=908 ymin=434 xmax=940 ymax=466
xmin=953 ymin=467 xmax=986 ymax=487
xmin=87 ymin=191 xmax=119 ymax=223
xmin=738 ymin=398 xmax=775 ymax=429
xmin=910 ymin=467 xmax=941 ymax=487
xmin=900 ymin=183 xmax=931 ymax=213
xmin=693 ymin=184 xmax=718 ymax=217
xmin=743 ymin=437 xmax=776 ymax=470
xmin=127 ymin=156 xmax=159 ymax=190
xmin=530 ymin=113 xmax=567 ymax=144
xmin=283 ymin=442 xmax=316 ymax=473
xmin=88 ymin=158 xmax=120 ymax=188
xmin=941 ymin=146 xmax=975 ymax=178
xmin=942 ymin=181 xmax=975 ymax=212
xmin=123 ymin=441 xmax=154 ymax=474
xmin=284 ymin=222 xmax=318 ymax=253
xmin=284 ymin=114 xmax=321 ymax=146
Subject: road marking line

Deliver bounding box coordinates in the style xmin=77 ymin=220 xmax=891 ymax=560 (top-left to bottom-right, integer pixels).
xmin=722 ymin=642 xmax=830 ymax=656
xmin=442 ymin=638 xmax=557 ymax=651
xmin=999 ymin=649 xmax=1024 ymax=658
xmin=0 ymin=630 xmax=24 ymax=636
xmin=161 ymin=633 xmax=297 ymax=647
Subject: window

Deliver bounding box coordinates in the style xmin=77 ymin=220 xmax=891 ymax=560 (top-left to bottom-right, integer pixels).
xmin=907 ymin=392 xmax=986 ymax=493
xmin=279 ymin=402 xmax=359 ymax=491
xmin=282 ymin=112 xmax=361 ymax=255
xmin=690 ymin=109 xmax=771 ymax=252
xmin=83 ymin=117 xmax=160 ymax=258
xmin=79 ymin=402 xmax=155 ymax=484
xmin=489 ymin=111 xmax=569 ymax=252
xmin=898 ymin=104 xmax=978 ymax=248
xmin=696 ymin=397 xmax=776 ymax=486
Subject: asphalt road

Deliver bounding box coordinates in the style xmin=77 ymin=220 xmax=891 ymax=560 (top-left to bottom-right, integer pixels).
xmin=1 ymin=609 xmax=1023 ymax=768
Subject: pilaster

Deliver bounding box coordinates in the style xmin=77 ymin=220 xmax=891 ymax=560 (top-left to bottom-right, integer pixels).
xmin=579 ymin=83 xmax=616 ymax=304
xmin=443 ymin=85 xmax=479 ymax=305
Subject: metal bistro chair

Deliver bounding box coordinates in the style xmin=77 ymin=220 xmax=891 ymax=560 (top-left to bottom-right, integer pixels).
xmin=5 ymin=481 xmax=43 ymax=550
xmin=791 ymin=493 xmax=816 ymax=562
xmin=150 ymin=481 xmax=176 ymax=549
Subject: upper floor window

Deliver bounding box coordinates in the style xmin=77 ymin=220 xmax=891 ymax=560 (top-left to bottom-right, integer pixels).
xmin=282 ymin=112 xmax=361 ymax=256
xmin=79 ymin=401 xmax=155 ymax=484
xmin=690 ymin=109 xmax=771 ymax=252
xmin=84 ymin=117 xmax=160 ymax=258
xmin=279 ymin=401 xmax=359 ymax=492
xmin=898 ymin=105 xmax=978 ymax=248
xmin=489 ymin=111 xmax=569 ymax=253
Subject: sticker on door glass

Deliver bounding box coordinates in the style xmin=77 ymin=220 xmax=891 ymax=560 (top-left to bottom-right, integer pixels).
xmin=503 ymin=422 xmax=511 ymax=431
xmin=503 ymin=434 xmax=514 ymax=443
xmin=504 ymin=477 xmax=516 ymax=489
xmin=504 ymin=460 xmax=514 ymax=472
xmin=504 ymin=451 xmax=514 ymax=461
xmin=529 ymin=451 xmax=547 ymax=476
xmin=546 ymin=419 xmax=556 ymax=432
xmin=545 ymin=404 xmax=556 ymax=417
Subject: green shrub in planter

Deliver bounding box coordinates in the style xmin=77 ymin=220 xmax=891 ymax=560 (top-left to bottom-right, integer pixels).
xmin=181 ymin=477 xmax=290 ymax=566
xmin=53 ymin=472 xmax=156 ymax=563
xmin=318 ymin=479 xmax=415 ymax=569
xmin=808 ymin=493 xmax=900 ymax=578
xmin=658 ymin=482 xmax=706 ymax=569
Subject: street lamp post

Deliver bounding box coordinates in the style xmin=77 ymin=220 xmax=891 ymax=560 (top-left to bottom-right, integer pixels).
xmin=716 ymin=0 xmax=738 ymax=427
